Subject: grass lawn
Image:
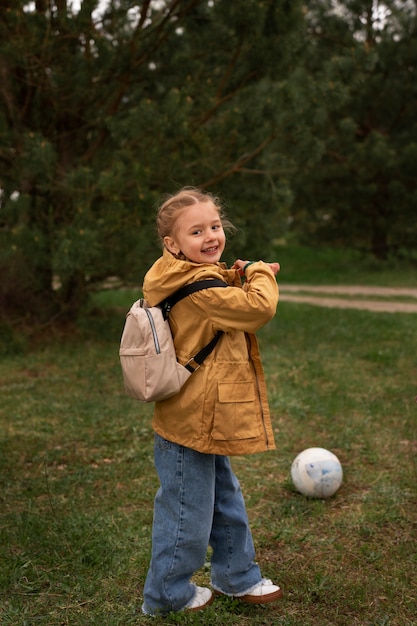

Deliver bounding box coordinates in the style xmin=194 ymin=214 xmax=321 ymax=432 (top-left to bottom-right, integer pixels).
xmin=273 ymin=244 xmax=417 ymax=286
xmin=1 ymin=247 xmax=416 ymax=625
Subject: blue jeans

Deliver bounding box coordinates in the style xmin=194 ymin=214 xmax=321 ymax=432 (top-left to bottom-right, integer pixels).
xmin=142 ymin=434 xmax=262 ymax=615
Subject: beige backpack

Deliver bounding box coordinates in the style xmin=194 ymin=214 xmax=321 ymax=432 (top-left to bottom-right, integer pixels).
xmin=119 ymin=279 xmax=227 ymax=402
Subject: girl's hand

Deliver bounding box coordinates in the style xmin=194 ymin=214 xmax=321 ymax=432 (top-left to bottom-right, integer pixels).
xmin=266 ymin=262 xmax=280 ymax=276
xmin=231 ymin=259 xmax=250 ymax=276
xmin=232 ymin=260 xmax=281 ymax=276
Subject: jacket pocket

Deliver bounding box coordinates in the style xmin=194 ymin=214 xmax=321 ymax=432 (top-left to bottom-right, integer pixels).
xmin=211 ymin=381 xmax=262 ymax=440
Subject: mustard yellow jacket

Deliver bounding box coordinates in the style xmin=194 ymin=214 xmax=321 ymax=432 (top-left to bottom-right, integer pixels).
xmin=143 ymin=249 xmax=279 ymax=456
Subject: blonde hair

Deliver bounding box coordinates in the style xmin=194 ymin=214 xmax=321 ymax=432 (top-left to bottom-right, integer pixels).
xmin=156 ymin=186 xmax=234 ymax=247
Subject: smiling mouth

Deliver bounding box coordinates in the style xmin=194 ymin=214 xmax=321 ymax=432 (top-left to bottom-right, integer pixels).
xmin=203 ymin=246 xmax=218 ymax=254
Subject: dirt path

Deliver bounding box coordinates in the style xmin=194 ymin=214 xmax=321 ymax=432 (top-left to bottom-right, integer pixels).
xmin=279 ymin=285 xmax=417 ymax=314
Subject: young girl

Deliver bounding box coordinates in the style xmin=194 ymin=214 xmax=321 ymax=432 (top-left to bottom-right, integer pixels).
xmin=141 ymin=187 xmax=281 ymax=616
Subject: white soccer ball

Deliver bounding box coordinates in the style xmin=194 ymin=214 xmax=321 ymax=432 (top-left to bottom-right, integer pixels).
xmin=291 ymin=447 xmax=343 ymax=498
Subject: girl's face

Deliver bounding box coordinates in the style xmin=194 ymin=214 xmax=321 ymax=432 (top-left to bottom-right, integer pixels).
xmin=164 ymin=201 xmax=226 ymax=264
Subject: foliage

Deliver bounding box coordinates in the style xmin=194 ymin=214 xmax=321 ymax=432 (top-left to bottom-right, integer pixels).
xmin=0 ymin=1 xmax=415 ymax=327
xmin=293 ymin=0 xmax=417 ymax=260
xmin=0 ymin=0 xmax=306 ymax=324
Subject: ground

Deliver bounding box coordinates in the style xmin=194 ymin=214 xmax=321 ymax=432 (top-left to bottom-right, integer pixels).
xmin=279 ymin=285 xmax=417 ymax=313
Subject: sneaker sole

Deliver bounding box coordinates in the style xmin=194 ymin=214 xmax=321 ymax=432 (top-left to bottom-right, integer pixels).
xmin=238 ymin=587 xmax=283 ymax=604
xmin=214 ymin=587 xmax=283 ymax=604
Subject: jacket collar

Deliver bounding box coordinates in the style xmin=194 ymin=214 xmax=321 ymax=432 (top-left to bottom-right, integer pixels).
xmin=143 ymin=248 xmax=241 ymax=306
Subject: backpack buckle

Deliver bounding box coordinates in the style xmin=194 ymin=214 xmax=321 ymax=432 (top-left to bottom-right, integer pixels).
xmin=184 ymin=357 xmax=201 ymax=373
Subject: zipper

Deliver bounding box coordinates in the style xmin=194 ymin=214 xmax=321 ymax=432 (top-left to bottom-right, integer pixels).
xmin=249 ymin=351 xmax=269 ymax=447
xmin=255 ymin=371 xmax=269 ymax=447
xmin=145 ymin=308 xmax=160 ymax=354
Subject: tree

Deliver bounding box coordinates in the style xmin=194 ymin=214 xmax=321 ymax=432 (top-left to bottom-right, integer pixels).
xmin=292 ymin=0 xmax=417 ymax=260
xmin=0 ymin=0 xmax=306 ymax=326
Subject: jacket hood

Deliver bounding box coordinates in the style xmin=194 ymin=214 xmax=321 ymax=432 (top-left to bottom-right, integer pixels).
xmin=143 ymin=248 xmax=239 ymax=306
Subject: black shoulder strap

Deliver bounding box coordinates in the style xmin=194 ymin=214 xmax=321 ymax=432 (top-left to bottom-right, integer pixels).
xmin=161 ymin=278 xmax=228 ymax=318
xmin=161 ymin=278 xmax=228 ymax=373
xmin=184 ymin=332 xmax=223 ymax=373
xmin=169 ymin=278 xmax=228 ymax=308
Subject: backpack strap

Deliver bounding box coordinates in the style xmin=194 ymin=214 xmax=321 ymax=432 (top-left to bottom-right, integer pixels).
xmin=161 ymin=278 xmax=228 ymax=318
xmin=167 ymin=278 xmax=227 ymax=310
xmin=161 ymin=278 xmax=228 ymax=373
xmin=184 ymin=332 xmax=223 ymax=373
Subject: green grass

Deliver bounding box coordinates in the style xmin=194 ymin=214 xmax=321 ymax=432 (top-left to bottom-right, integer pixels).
xmin=274 ymin=244 xmax=417 ymax=286
xmin=1 ymin=248 xmax=417 ymax=625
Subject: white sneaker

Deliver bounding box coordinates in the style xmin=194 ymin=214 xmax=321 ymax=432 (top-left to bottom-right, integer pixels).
xmin=185 ymin=585 xmax=214 ymax=612
xmin=141 ymin=586 xmax=214 ymax=616
xmin=235 ymin=578 xmax=283 ymax=604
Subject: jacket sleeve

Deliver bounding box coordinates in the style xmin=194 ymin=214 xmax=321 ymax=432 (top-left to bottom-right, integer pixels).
xmin=187 ymin=261 xmax=279 ymax=333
